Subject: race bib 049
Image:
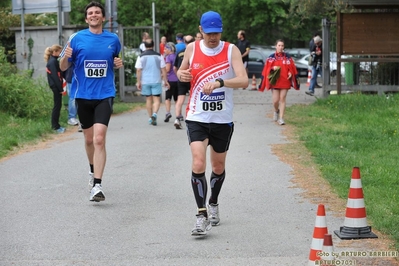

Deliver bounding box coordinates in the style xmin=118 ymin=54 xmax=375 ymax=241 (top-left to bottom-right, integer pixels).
xmin=84 ymin=60 xmax=108 ymax=78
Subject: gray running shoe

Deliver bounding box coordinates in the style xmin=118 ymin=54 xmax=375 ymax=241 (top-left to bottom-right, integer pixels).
xmin=174 ymin=118 xmax=182 ymax=129
xmin=208 ymin=203 xmax=220 ymax=226
xmin=273 ymin=110 xmax=279 ymax=122
xmin=191 ymin=214 xmax=212 ymax=236
xmin=90 ymin=183 xmax=105 ymax=202
xmin=278 ymin=118 xmax=285 ymax=125
xmin=88 ymin=172 xmax=94 ymax=192
xmin=164 ymin=113 xmax=172 ymax=122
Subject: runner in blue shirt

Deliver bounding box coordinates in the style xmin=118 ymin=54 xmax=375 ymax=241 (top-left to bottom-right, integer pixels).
xmin=60 ymin=1 xmax=123 ymax=202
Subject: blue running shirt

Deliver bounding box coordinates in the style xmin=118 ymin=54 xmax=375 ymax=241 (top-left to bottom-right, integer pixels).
xmin=60 ymin=29 xmax=121 ymax=100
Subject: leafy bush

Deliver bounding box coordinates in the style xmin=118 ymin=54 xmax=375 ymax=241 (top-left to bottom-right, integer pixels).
xmin=123 ymin=50 xmax=138 ymax=86
xmin=0 ymin=46 xmax=52 ymax=119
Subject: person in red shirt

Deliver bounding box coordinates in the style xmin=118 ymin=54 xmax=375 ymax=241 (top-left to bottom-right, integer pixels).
xmin=258 ymin=39 xmax=299 ymax=125
xmin=159 ymin=36 xmax=167 ymax=56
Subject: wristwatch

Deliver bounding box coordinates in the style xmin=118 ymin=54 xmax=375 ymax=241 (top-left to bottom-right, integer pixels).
xmin=215 ymin=78 xmax=224 ymax=88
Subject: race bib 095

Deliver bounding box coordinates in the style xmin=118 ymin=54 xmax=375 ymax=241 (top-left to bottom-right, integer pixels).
xmin=199 ymin=91 xmax=226 ymax=112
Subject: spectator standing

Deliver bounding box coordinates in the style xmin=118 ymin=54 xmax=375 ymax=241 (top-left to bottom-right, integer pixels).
xmin=258 ymin=39 xmax=299 ymax=125
xmin=163 ymin=42 xmax=178 ymax=122
xmin=309 ymin=32 xmax=319 ymax=52
xmin=135 ymin=38 xmax=169 ymax=125
xmin=177 ymin=11 xmax=248 ymax=235
xmin=195 ymin=32 xmax=203 ymax=41
xmin=306 ymin=36 xmax=322 ymax=96
xmin=309 ymin=33 xmax=322 ymax=88
xmin=63 ymin=67 xmax=78 ymax=126
xmin=44 ymin=44 xmax=65 ymax=134
xmin=236 ymin=30 xmax=251 ymax=87
xmin=172 ymin=35 xmax=194 ymax=129
xmin=159 ymin=36 xmax=167 ymax=56
xmin=59 ymin=1 xmax=123 ymax=202
xmin=139 ymin=32 xmax=150 ymax=53
xmin=175 ymin=33 xmax=186 ymax=54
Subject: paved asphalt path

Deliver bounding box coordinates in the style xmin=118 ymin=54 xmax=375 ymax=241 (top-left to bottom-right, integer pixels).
xmin=0 ymin=83 xmax=388 ymax=265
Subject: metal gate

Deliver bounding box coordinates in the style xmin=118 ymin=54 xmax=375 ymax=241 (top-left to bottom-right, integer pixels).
xmin=117 ymin=25 xmax=160 ymax=102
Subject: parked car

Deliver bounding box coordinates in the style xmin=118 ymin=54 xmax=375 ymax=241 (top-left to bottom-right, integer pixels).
xmin=295 ymin=52 xmax=346 ymax=77
xmin=285 ymin=48 xmax=309 ymax=60
xmin=248 ymin=47 xmax=308 ymax=78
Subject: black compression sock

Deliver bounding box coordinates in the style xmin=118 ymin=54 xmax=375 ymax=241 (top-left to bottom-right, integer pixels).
xmin=209 ymin=170 xmax=225 ymax=205
xmin=191 ymin=172 xmax=207 ymax=212
xmin=93 ymin=178 xmax=102 ymax=185
xmin=90 ymin=164 xmax=94 ymax=174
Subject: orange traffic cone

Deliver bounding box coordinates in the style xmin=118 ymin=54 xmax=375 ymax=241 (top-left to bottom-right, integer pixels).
xmin=334 ymin=167 xmax=377 ymax=239
xmin=251 ymin=74 xmax=257 ymax=90
xmin=318 ymin=234 xmax=335 ymax=265
xmin=306 ymin=69 xmax=312 ymax=86
xmin=309 ymin=204 xmax=328 ymax=266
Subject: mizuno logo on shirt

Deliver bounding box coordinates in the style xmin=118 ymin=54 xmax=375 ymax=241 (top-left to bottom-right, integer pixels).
xmin=84 ymin=60 xmax=107 ymax=68
xmin=200 ymin=91 xmax=225 ymax=101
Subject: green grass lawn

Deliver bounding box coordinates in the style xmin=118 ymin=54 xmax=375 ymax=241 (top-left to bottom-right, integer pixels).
xmin=286 ymin=93 xmax=399 ymax=249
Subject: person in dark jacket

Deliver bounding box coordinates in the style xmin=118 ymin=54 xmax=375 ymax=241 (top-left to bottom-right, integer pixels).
xmin=306 ymin=36 xmax=322 ymax=96
xmin=44 ymin=44 xmax=65 ymax=133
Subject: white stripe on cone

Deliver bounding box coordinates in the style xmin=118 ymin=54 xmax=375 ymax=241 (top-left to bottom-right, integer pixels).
xmin=344 ymin=217 xmax=368 ymax=227
xmin=346 ymin=198 xmax=366 ymax=208
xmin=315 ymin=216 xmax=327 ymax=227
xmin=310 ymin=238 xmax=324 ymax=250
xmin=349 ymin=179 xmax=362 ymax=188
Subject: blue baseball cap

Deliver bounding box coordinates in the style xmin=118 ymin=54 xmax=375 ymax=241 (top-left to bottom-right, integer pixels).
xmin=200 ymin=11 xmax=223 ymax=34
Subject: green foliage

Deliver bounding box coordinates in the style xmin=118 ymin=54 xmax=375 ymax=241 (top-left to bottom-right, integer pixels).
xmin=115 ymin=0 xmax=330 ymax=45
xmin=123 ymin=51 xmax=138 ymax=86
xmin=1 ymin=0 xmax=342 ymax=52
xmin=0 ymin=47 xmax=52 ymax=119
xmin=27 ymin=37 xmax=34 ymax=75
xmin=287 ymin=93 xmax=399 ymax=248
xmin=0 ymin=73 xmax=52 ymax=119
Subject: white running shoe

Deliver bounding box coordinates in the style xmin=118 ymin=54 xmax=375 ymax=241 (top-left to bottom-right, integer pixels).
xmin=273 ymin=110 xmax=279 ymax=122
xmin=90 ymin=184 xmax=105 ymax=202
xmin=67 ymin=118 xmax=79 ymax=126
xmin=88 ymin=172 xmax=94 ymax=192
xmin=208 ymin=203 xmax=220 ymax=226
xmin=278 ymin=118 xmax=285 ymax=125
xmin=191 ymin=214 xmax=212 ymax=236
xmin=174 ymin=118 xmax=182 ymax=129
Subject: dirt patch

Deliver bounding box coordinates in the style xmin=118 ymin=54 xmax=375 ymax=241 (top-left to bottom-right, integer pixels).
xmin=272 ymin=123 xmax=399 ymax=265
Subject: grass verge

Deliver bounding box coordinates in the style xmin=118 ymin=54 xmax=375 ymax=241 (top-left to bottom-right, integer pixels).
xmin=0 ymin=100 xmax=144 ymax=159
xmin=285 ymin=92 xmax=399 ymax=250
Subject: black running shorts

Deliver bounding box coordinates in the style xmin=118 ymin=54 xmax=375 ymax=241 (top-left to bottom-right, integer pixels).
xmin=76 ymin=97 xmax=114 ymax=129
xmin=186 ymin=120 xmax=234 ymax=153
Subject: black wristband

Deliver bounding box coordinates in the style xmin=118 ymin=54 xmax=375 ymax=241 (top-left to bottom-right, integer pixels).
xmin=215 ymin=78 xmax=224 ymax=88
